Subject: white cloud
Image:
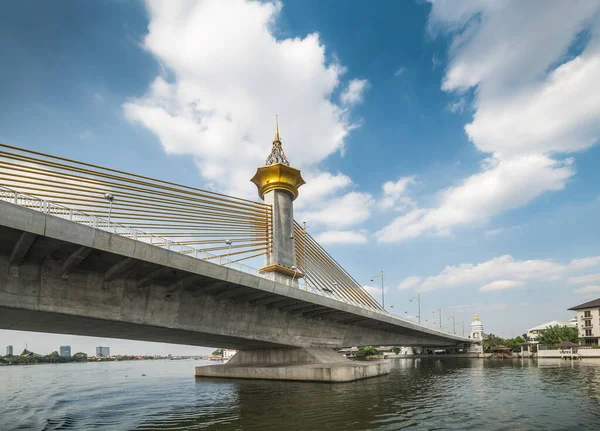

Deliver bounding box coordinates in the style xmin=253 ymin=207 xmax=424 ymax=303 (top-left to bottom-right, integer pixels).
xmin=340 ymin=78 xmax=369 ymax=107
xmin=480 ymin=279 xmax=525 ymax=292
xmin=376 ymin=155 xmax=574 ymax=242
xmin=298 ymin=191 xmax=373 ymax=228
xmin=484 ymin=225 xmax=520 ymax=237
xmin=568 ymin=256 xmax=600 ymax=271
xmin=295 ymin=171 xmax=352 ymax=209
xmin=447 ymin=302 xmax=528 ymax=313
xmin=401 ymin=254 xmax=600 ymax=292
xmin=379 ymin=176 xmax=415 ymax=210
xmin=398 ymin=276 xmax=422 ymax=290
xmin=574 ymin=285 xmax=600 ymax=295
xmin=394 ymin=66 xmax=405 ymax=77
xmin=377 ymin=1 xmax=600 ymax=242
xmin=314 ymin=230 xmax=368 ymax=245
xmin=446 ymin=98 xmax=466 ymax=114
xmin=124 ymin=0 xmax=366 ymax=199
xmin=363 ymin=284 xmax=387 ymax=298
xmin=568 ymin=274 xmax=600 ymax=284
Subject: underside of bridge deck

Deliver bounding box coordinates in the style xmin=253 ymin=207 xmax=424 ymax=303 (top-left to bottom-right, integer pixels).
xmin=0 ymin=201 xmax=469 ymax=351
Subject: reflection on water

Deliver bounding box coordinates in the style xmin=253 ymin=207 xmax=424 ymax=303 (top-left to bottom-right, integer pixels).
xmin=1 ymin=358 xmax=600 ymax=430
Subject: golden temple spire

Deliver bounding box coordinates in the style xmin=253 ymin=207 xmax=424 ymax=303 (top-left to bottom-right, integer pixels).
xmin=265 ymin=115 xmax=290 ymax=166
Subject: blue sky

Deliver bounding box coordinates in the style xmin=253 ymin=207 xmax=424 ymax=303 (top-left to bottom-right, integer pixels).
xmin=2 ymin=0 xmax=600 ymax=355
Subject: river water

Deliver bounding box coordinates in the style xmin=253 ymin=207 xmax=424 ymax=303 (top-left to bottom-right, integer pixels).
xmin=1 ymin=357 xmax=600 ymax=430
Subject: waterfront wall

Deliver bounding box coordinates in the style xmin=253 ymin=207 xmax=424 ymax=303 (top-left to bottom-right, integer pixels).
xmin=537 ymin=349 xmax=600 ymax=358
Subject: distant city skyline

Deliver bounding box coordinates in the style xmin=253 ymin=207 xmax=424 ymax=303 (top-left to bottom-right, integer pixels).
xmin=2 ymin=331 xmax=213 ymax=357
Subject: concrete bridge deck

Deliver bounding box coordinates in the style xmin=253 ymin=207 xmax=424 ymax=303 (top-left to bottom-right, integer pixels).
xmin=0 ymin=200 xmax=469 ymax=350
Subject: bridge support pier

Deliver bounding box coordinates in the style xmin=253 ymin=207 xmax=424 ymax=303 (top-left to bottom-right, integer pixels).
xmin=195 ymin=348 xmax=390 ymax=383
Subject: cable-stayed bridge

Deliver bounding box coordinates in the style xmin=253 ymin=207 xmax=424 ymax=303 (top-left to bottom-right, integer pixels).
xmin=0 ymin=138 xmax=470 ymax=382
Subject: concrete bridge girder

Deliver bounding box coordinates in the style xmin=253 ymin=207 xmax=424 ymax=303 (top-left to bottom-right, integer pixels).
xmin=0 ymin=200 xmax=470 ymax=350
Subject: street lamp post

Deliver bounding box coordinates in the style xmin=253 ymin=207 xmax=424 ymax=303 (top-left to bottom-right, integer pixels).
xmin=410 ymin=294 xmax=421 ymax=324
xmin=456 ymin=320 xmax=465 ymax=336
xmin=103 ymin=193 xmax=115 ymax=225
xmin=432 ymin=308 xmax=442 ymax=329
xmin=370 ymin=271 xmax=385 ymax=309
xmin=224 ymin=239 xmax=233 ymax=265
xmin=448 ymin=316 xmax=456 ymax=334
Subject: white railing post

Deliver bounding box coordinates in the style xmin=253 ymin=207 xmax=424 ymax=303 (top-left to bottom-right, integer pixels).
xmin=14 ymin=192 xmax=18 ymax=205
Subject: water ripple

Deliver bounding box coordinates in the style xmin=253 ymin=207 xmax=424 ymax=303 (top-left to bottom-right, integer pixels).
xmin=2 ymin=358 xmax=600 ymax=430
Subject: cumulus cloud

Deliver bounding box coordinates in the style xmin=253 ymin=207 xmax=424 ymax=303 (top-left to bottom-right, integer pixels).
xmin=298 ymin=191 xmax=374 ymax=229
xmin=398 ymin=276 xmax=422 ymax=290
xmin=568 ymin=274 xmax=600 ymax=284
xmin=314 ymin=230 xmax=368 ymax=245
xmin=363 ymin=284 xmax=387 ymax=298
xmin=379 ymin=176 xmax=415 ymax=210
xmin=397 ymin=254 xmax=600 ymax=292
xmin=376 ymin=156 xmax=574 ymax=242
xmin=479 ymin=280 xmax=525 ymax=292
xmin=124 ymin=0 xmax=367 ymax=200
xmin=446 ymin=98 xmax=466 ymax=114
xmin=447 ymin=302 xmax=528 ymax=313
xmin=574 ymin=285 xmax=600 ymax=295
xmin=340 ymin=78 xmax=369 ymax=107
xmin=295 ymin=171 xmax=352 ymax=210
xmin=569 ymin=256 xmax=600 ymax=271
xmin=378 ymin=1 xmax=600 ymax=242
xmin=394 ymin=66 xmax=405 ymax=77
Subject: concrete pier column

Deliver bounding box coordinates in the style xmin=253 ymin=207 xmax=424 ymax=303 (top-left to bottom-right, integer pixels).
xmin=250 ymin=118 xmax=305 ymax=280
xmin=195 ymin=348 xmax=391 ymax=382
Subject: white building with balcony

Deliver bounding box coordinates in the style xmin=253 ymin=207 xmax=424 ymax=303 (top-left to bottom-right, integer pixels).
xmin=569 ymin=298 xmax=600 ymax=346
xmin=526 ymin=320 xmax=576 ymax=342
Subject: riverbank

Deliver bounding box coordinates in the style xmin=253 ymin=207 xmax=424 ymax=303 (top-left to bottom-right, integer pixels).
xmin=385 ymin=353 xmax=481 ymax=359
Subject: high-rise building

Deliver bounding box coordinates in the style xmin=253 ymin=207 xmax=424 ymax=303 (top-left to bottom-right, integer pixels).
xmin=6 ymin=345 xmax=13 ymax=356
xmin=59 ymin=346 xmax=71 ymax=357
xmin=96 ymin=346 xmax=110 ymax=357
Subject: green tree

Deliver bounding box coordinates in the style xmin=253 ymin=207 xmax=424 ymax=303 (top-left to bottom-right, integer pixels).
xmin=538 ymin=325 xmax=578 ymax=346
xmin=504 ymin=336 xmax=525 ymax=350
xmin=72 ymin=352 xmax=88 ymax=362
xmin=390 ymin=346 xmax=401 ymax=355
xmin=356 ymin=346 xmax=379 ymax=358
xmin=212 ymin=349 xmax=224 ymax=356
xmin=482 ymin=334 xmax=506 ymax=352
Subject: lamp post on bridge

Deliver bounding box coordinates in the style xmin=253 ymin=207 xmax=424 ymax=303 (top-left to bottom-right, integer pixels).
xmin=456 ymin=320 xmax=465 ymax=336
xmin=370 ymin=271 xmax=385 ymax=309
xmin=103 ymin=193 xmax=115 ymax=225
xmin=224 ymin=239 xmax=233 ymax=265
xmin=447 ymin=316 xmax=456 ymax=334
xmin=432 ymin=308 xmax=442 ymax=329
xmin=410 ymin=294 xmax=421 ymax=324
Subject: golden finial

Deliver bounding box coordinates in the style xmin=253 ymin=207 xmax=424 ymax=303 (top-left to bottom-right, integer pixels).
xmin=265 ymin=115 xmax=289 ymax=166
xmin=474 ymin=314 xmax=479 ymax=321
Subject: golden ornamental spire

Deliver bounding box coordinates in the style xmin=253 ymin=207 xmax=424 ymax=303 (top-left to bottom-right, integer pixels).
xmin=473 ymin=314 xmax=479 ymax=321
xmin=266 ymin=115 xmax=290 ymax=166
xmin=250 ymin=115 xmax=305 ymax=201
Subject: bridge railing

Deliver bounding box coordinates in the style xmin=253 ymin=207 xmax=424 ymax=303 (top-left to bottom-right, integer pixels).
xmin=0 ymin=185 xmax=380 ymax=310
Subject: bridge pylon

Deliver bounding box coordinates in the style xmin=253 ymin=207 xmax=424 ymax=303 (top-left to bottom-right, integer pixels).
xmin=250 ymin=116 xmax=305 ymax=280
